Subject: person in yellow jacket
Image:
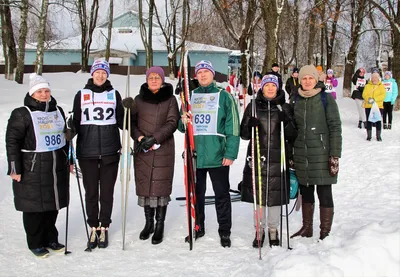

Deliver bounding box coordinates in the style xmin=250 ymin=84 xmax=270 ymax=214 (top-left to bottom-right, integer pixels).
xmin=362 ymin=72 xmax=386 ymax=141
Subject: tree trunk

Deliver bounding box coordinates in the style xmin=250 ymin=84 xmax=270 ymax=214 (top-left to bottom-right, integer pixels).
xmin=343 ymin=0 xmax=367 ymax=97
xmin=307 ymin=0 xmax=319 ymax=65
xmin=326 ymin=0 xmax=341 ymax=70
xmin=35 ymin=0 xmax=49 ymax=75
xmin=105 ymin=0 xmax=113 ymax=62
xmin=15 ymin=0 xmax=29 ymax=84
xmin=393 ymin=30 xmax=400 ymax=110
xmin=78 ymin=0 xmax=99 ymax=72
xmin=0 ymin=0 xmax=17 ymax=80
xmin=139 ymin=0 xmax=154 ymax=69
xmin=261 ymin=0 xmax=277 ymax=74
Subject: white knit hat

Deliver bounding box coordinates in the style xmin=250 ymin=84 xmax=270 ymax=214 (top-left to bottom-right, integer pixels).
xmin=29 ymin=73 xmax=51 ymax=96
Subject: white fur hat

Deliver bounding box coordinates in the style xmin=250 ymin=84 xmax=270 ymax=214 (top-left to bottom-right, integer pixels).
xmin=29 ymin=73 xmax=51 ymax=96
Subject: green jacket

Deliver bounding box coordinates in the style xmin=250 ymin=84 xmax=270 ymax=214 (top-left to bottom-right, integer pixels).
xmin=291 ymin=89 xmax=342 ymax=185
xmin=179 ymin=82 xmax=240 ymax=168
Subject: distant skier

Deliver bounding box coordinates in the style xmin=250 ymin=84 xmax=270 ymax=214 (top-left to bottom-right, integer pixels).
xmin=382 ymin=71 xmax=398 ymax=130
xmin=323 ymin=69 xmax=339 ymax=100
xmin=285 ymin=67 xmax=300 ymax=100
xmin=351 ymin=68 xmax=367 ymax=129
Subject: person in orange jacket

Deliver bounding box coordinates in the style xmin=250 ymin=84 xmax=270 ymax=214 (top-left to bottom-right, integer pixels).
xmin=362 ymin=72 xmax=386 ymax=141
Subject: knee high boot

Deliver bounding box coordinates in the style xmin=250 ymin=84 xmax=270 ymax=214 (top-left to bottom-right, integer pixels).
xmin=290 ymin=203 xmax=314 ymax=238
xmin=376 ymin=130 xmax=382 ymax=141
xmin=152 ymin=206 xmax=167 ymax=245
xmin=139 ymin=206 xmax=155 ymax=240
xmin=319 ymin=207 xmax=334 ymax=240
xmin=366 ymin=130 xmax=372 ymax=141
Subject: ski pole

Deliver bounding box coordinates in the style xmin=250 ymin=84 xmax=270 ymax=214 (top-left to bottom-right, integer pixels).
xmin=64 ymin=204 xmax=71 ymax=255
xmin=277 ymin=105 xmax=292 ymax=250
xmin=70 ymin=141 xmax=92 ymax=252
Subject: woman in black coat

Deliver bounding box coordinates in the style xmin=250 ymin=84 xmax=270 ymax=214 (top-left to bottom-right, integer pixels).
xmin=240 ymin=74 xmax=297 ymax=248
xmin=6 ymin=74 xmax=70 ymax=258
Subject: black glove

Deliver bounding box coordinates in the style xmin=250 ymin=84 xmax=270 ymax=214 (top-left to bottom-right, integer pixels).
xmin=122 ymin=97 xmax=135 ymax=109
xmin=278 ymin=111 xmax=285 ymax=122
xmin=140 ymin=136 xmax=157 ymax=151
xmin=248 ymin=117 xmax=260 ymax=127
xmin=134 ymin=140 xmax=145 ymax=154
xmin=328 ymin=156 xmax=339 ymax=177
xmin=64 ymin=113 xmax=76 ymax=141
xmin=175 ymin=82 xmax=182 ymax=95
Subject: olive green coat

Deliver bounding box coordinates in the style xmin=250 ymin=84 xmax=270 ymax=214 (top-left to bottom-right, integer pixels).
xmin=290 ymin=88 xmax=342 ymax=185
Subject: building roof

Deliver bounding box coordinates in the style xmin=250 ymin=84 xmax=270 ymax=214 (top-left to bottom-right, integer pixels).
xmin=25 ymin=26 xmax=231 ymax=54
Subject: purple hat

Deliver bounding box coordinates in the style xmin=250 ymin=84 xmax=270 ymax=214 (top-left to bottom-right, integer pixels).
xmin=327 ymin=69 xmax=334 ymax=75
xmin=146 ymin=66 xmax=165 ymax=83
xmin=195 ymin=60 xmax=215 ymax=76
xmin=261 ymin=74 xmax=279 ymax=90
xmin=90 ymin=59 xmax=110 ymax=77
xmin=384 ymin=71 xmax=392 ymax=78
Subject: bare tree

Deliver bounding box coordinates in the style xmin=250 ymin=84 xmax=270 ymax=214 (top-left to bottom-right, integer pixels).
xmin=15 ymin=0 xmax=29 ymax=84
xmin=212 ymin=0 xmax=261 ymax=87
xmin=260 ymin=0 xmax=285 ymax=74
xmin=326 ymin=0 xmax=342 ymax=70
xmin=77 ymin=0 xmax=99 ymax=72
xmin=306 ymin=0 xmax=321 ymax=65
xmin=34 ymin=0 xmax=49 ymax=75
xmin=0 ymin=0 xmax=17 ymax=80
xmin=139 ymin=0 xmax=155 ymax=68
xmin=368 ymin=0 xmax=400 ymax=110
xmin=105 ymin=0 xmax=113 ymax=62
xmin=154 ymin=0 xmax=190 ymax=78
xmin=343 ymin=0 xmax=367 ymax=97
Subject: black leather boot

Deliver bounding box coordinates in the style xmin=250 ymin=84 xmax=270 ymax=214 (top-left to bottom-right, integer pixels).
xmin=358 ymin=121 xmax=362 ymax=129
xmin=152 ymin=206 xmax=167 ymax=245
xmin=139 ymin=206 xmax=155 ymax=240
xmin=366 ymin=130 xmax=372 ymax=141
xmin=252 ymin=229 xmax=265 ymax=248
xmin=376 ymin=130 xmax=382 ymax=141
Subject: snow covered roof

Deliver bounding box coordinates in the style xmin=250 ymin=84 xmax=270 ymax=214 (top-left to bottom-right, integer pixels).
xmin=25 ymin=27 xmax=231 ymax=54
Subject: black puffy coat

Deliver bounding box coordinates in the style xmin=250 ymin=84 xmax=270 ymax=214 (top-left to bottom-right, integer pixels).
xmin=71 ymin=79 xmax=125 ymax=159
xmin=6 ymin=94 xmax=70 ymax=212
xmin=285 ymin=76 xmax=300 ymax=99
xmin=351 ymin=70 xmax=365 ymax=100
xmin=240 ymin=90 xmax=297 ymax=207
xmin=132 ymin=83 xmax=179 ymax=197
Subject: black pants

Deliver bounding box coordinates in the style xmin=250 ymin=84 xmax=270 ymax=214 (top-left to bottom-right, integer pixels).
xmin=383 ymin=102 xmax=393 ymax=124
xmin=365 ymin=108 xmax=384 ymax=131
xmin=79 ymin=158 xmax=119 ymax=228
xmin=196 ymin=166 xmax=232 ymax=236
xmin=23 ymin=211 xmax=59 ymax=249
xmin=300 ymin=185 xmax=334 ymax=208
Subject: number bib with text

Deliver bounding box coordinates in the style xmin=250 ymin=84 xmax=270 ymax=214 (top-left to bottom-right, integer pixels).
xmin=383 ymin=82 xmax=393 ymax=93
xmin=26 ymin=107 xmax=66 ymax=152
xmin=325 ymin=79 xmax=333 ymax=93
xmin=191 ymin=92 xmax=220 ymax=135
xmin=80 ymin=89 xmax=117 ymax=125
xmin=356 ymin=78 xmax=366 ymax=88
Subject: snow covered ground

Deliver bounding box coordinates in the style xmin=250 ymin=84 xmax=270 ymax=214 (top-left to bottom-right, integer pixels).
xmin=0 ymin=72 xmax=399 ymax=277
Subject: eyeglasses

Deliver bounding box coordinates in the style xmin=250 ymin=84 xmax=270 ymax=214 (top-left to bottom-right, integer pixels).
xmin=148 ymin=77 xmax=161 ymax=81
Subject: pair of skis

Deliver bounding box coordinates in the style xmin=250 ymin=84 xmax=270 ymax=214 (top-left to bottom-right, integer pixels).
xmin=120 ymin=64 xmax=133 ymax=250
xmin=179 ymin=50 xmax=199 ymax=250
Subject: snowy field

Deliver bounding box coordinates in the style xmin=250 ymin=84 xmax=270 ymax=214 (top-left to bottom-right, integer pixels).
xmin=0 ymin=72 xmax=399 ymax=277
